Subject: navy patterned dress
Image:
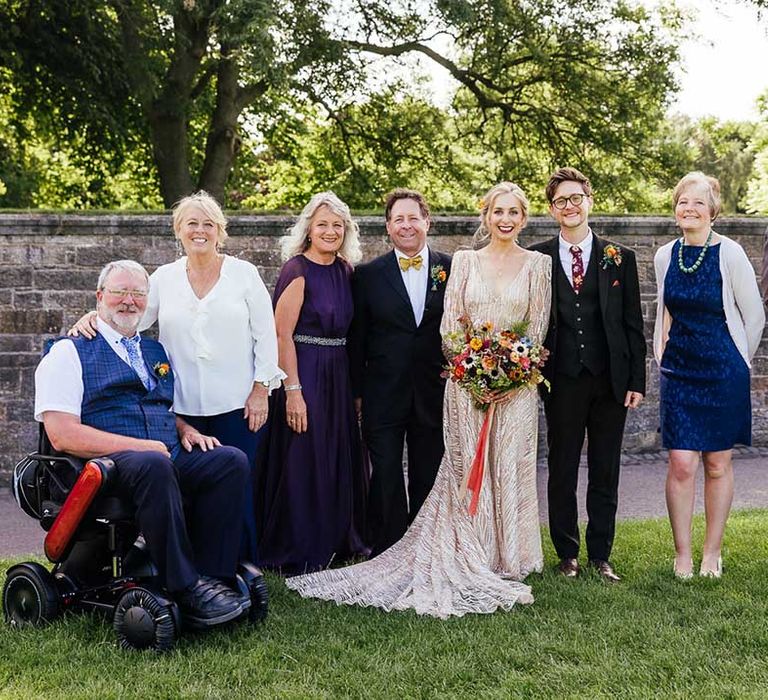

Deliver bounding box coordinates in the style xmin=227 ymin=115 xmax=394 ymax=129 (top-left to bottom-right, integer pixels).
xmin=660 ymin=241 xmax=751 ymax=451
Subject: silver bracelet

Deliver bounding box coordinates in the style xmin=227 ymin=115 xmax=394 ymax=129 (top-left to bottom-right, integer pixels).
xmin=284 ymin=384 xmax=302 ymax=391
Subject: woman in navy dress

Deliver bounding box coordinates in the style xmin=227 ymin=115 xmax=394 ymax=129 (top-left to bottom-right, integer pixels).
xmin=654 ymin=172 xmax=765 ymax=579
xmin=258 ymin=192 xmax=370 ymax=574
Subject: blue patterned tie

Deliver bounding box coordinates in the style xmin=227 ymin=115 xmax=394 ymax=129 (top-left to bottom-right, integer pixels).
xmin=120 ymin=336 xmax=152 ymax=390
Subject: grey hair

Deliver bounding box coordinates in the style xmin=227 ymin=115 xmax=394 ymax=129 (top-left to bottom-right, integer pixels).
xmin=280 ymin=191 xmax=362 ymax=263
xmin=472 ymin=181 xmax=530 ymax=249
xmin=97 ymin=260 xmax=150 ymax=291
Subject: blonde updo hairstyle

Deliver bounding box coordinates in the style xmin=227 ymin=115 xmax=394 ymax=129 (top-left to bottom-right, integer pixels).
xmin=473 ymin=181 xmax=530 ymax=249
xmin=171 ymin=190 xmax=229 ymax=248
xmin=280 ymin=191 xmax=362 ymax=263
xmin=672 ymin=171 xmax=722 ymax=221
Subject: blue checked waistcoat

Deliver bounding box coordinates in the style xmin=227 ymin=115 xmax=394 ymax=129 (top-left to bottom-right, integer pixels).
xmin=68 ymin=334 xmax=179 ymax=453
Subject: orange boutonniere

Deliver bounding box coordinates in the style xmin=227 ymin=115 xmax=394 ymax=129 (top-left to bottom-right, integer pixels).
xmin=153 ymin=362 xmax=170 ymax=378
xmin=430 ymin=264 xmax=447 ymax=291
xmin=601 ymin=244 xmax=622 ymax=269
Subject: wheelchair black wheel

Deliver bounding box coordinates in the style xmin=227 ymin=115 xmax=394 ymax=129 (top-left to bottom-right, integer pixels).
xmin=113 ymin=587 xmax=178 ymax=652
xmin=3 ymin=563 xmax=59 ymax=627
xmin=248 ymin=574 xmax=269 ymax=623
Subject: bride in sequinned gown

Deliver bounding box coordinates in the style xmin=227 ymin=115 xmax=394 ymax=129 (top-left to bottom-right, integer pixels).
xmin=287 ymin=183 xmax=552 ymax=618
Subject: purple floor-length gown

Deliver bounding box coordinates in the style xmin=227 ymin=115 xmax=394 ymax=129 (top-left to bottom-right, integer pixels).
xmin=258 ymin=254 xmax=369 ymax=574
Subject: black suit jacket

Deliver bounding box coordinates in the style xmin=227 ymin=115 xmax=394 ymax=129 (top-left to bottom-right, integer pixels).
xmin=348 ymin=247 xmax=452 ymax=429
xmin=529 ymin=235 xmax=646 ymax=403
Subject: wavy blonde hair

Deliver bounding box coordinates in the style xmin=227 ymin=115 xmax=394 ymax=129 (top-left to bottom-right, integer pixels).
xmin=280 ymin=191 xmax=362 ymax=263
xmin=472 ymin=182 xmax=530 ymax=249
xmin=171 ymin=190 xmax=228 ymax=247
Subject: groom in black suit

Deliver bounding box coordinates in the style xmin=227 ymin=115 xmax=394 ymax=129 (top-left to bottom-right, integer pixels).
xmin=349 ymin=189 xmax=452 ymax=557
xmin=530 ymin=167 xmax=646 ymax=582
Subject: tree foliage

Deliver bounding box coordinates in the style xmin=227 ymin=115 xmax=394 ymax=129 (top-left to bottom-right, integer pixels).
xmin=0 ymin=0 xmax=684 ymax=208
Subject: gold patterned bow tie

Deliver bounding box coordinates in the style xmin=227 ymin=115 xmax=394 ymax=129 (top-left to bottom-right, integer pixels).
xmin=399 ymin=255 xmax=423 ymax=271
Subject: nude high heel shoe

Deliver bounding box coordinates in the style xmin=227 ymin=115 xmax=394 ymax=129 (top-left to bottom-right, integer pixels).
xmin=699 ymin=557 xmax=723 ymax=579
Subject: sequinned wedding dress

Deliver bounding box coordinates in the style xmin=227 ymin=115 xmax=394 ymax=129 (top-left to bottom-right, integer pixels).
xmin=286 ymin=250 xmax=552 ymax=618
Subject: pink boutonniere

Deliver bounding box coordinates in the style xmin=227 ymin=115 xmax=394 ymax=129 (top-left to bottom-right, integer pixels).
xmin=430 ymin=264 xmax=447 ymax=291
xmin=601 ymin=244 xmax=622 ymax=269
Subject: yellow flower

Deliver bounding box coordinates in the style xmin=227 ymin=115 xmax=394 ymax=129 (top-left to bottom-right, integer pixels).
xmin=469 ymin=337 xmax=483 ymax=351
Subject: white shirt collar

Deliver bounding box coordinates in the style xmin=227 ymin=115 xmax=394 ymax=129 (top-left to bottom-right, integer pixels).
xmin=96 ymin=316 xmax=141 ymax=347
xmin=395 ymin=244 xmax=428 ymax=262
xmin=559 ymin=228 xmax=594 ymax=257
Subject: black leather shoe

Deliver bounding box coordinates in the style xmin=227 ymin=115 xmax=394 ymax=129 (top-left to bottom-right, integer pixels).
xmin=200 ymin=575 xmax=251 ymax=611
xmin=557 ymin=558 xmax=580 ymax=578
xmin=177 ymin=578 xmax=244 ymax=626
xmin=589 ymin=559 xmax=621 ymax=583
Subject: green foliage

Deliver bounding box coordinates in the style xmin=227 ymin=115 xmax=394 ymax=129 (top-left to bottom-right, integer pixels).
xmin=3 ymin=512 xmax=768 ymax=696
xmin=745 ymin=92 xmax=768 ymax=214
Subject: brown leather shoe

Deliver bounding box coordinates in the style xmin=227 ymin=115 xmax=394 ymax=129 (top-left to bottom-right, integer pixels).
xmin=589 ymin=559 xmax=621 ymax=583
xmin=557 ymin=558 xmax=580 ymax=578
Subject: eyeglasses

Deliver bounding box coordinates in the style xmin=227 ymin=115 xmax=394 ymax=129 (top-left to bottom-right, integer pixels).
xmin=551 ymin=193 xmax=587 ymax=210
xmin=103 ymin=288 xmax=148 ymax=299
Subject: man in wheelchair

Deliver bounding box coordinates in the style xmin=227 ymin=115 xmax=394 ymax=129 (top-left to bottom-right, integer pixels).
xmin=32 ymin=259 xmax=251 ymax=628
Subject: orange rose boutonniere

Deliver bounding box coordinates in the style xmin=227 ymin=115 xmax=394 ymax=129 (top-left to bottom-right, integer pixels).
xmin=153 ymin=362 xmax=170 ymax=378
xmin=601 ymin=244 xmax=622 ymax=269
xmin=430 ymin=264 xmax=447 ymax=291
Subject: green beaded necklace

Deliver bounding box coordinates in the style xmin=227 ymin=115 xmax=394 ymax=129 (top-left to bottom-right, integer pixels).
xmin=677 ymin=230 xmax=713 ymax=274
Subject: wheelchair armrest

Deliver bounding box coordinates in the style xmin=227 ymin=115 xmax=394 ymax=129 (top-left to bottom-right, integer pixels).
xmin=43 ymin=457 xmax=116 ymax=563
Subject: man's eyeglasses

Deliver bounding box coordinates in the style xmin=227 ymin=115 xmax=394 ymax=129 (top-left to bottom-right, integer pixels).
xmin=551 ymin=193 xmax=587 ymax=210
xmin=103 ymin=288 xmax=148 ymax=299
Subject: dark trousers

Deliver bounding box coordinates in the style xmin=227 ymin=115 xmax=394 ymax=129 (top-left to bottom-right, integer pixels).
xmin=364 ymin=415 xmax=444 ymax=557
xmin=545 ymin=370 xmax=627 ymax=562
xmin=179 ymin=410 xmax=266 ymax=563
xmin=108 ymin=445 xmax=249 ymax=592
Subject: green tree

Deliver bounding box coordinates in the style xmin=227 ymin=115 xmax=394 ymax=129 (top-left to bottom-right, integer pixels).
xmin=1 ymin=0 xmax=684 ymax=207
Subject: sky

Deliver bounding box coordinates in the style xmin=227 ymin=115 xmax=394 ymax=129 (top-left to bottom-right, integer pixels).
xmin=417 ymin=0 xmax=768 ymax=122
xmin=670 ymin=0 xmax=768 ymax=120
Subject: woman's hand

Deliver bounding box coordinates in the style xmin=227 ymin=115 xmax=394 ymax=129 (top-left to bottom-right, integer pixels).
xmin=244 ymin=383 xmax=269 ymax=432
xmin=286 ymin=390 xmax=308 ymax=433
xmin=68 ymin=310 xmax=98 ymax=339
xmin=476 ymin=388 xmax=514 ymax=406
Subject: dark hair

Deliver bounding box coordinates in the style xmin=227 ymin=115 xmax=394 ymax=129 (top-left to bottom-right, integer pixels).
xmin=383 ymin=188 xmax=431 ymax=221
xmin=545 ymin=167 xmax=593 ymax=203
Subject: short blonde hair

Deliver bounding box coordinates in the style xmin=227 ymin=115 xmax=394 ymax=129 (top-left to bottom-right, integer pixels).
xmin=672 ymin=171 xmax=721 ymax=220
xmin=280 ymin=191 xmax=362 ymax=263
xmin=171 ymin=191 xmax=228 ymax=247
xmin=473 ymin=182 xmax=530 ymax=249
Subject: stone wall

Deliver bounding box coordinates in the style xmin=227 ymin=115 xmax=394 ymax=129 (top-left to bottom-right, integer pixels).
xmin=1 ymin=213 xmax=766 ymax=483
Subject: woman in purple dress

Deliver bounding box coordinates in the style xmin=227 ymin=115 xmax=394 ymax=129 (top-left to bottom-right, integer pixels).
xmin=258 ymin=192 xmax=370 ymax=574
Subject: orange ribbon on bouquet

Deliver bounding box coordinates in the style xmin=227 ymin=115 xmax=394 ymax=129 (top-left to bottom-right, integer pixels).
xmin=460 ymin=403 xmax=495 ymax=516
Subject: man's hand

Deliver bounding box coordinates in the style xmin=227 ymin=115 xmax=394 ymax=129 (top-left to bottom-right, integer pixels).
xmin=176 ymin=416 xmax=221 ymax=452
xmin=244 ymin=383 xmax=269 ymax=432
xmin=624 ymin=391 xmax=643 ymax=409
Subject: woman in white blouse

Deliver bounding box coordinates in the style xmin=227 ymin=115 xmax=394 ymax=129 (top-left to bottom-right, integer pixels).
xmin=71 ymin=191 xmax=285 ymax=561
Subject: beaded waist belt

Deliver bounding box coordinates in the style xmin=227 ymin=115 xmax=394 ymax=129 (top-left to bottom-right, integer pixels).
xmin=293 ymin=334 xmax=347 ymax=346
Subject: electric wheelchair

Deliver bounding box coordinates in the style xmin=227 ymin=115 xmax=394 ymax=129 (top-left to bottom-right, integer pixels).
xmin=2 ymin=426 xmax=269 ymax=652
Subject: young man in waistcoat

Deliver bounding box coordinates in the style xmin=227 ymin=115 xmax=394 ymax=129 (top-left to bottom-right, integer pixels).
xmin=529 ymin=168 xmax=646 ymax=582
xmin=349 ymin=189 xmax=452 ymax=557
xmin=34 ymin=260 xmax=250 ymax=625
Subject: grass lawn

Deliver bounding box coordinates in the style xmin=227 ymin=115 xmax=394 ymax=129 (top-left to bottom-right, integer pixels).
xmin=2 ymin=511 xmax=768 ymax=699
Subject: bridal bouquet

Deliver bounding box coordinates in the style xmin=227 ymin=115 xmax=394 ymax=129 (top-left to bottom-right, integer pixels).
xmin=443 ymin=316 xmax=550 ymax=408
xmin=443 ymin=316 xmax=550 ymax=515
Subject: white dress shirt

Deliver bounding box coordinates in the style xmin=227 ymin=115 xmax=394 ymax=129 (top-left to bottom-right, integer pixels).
xmin=395 ymin=245 xmax=428 ymax=326
xmin=558 ymin=229 xmax=594 ymax=285
xmin=141 ymin=255 xmax=285 ymax=416
xmin=34 ymin=318 xmax=143 ymax=421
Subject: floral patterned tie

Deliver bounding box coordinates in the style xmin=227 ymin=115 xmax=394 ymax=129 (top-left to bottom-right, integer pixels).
xmin=120 ymin=335 xmax=153 ymax=390
xmin=570 ymin=245 xmax=584 ymax=294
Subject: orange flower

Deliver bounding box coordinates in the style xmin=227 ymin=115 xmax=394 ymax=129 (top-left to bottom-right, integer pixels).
xmin=153 ymin=362 xmax=170 ymax=377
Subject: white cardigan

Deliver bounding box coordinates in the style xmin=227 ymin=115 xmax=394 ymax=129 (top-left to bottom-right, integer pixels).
xmin=653 ymin=234 xmax=765 ymax=368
